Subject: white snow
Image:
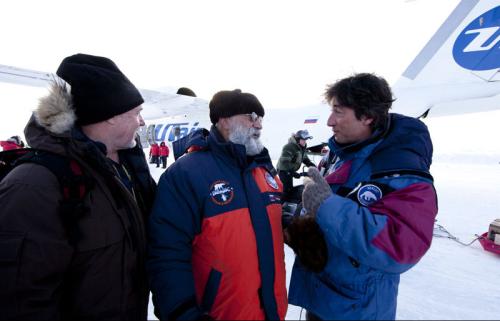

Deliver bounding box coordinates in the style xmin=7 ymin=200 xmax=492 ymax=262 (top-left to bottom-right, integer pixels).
xmin=146 ymin=110 xmax=500 ymax=320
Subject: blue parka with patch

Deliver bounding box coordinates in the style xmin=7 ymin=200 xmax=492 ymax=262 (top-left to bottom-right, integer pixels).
xmin=147 ymin=127 xmax=288 ymax=320
xmin=288 ymin=114 xmax=438 ymax=320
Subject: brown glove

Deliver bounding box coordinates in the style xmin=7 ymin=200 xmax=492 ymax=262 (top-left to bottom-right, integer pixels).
xmin=302 ymin=167 xmax=332 ymax=217
xmin=284 ymin=215 xmax=328 ymax=273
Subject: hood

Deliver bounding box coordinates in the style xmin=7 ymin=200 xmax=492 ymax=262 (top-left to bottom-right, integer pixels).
xmin=172 ymin=128 xmax=209 ymax=160
xmin=288 ymin=136 xmax=299 ymax=146
xmin=371 ymin=113 xmax=433 ymax=173
xmin=34 ymin=80 xmax=76 ymax=135
xmin=23 ymin=80 xmax=77 ymax=154
xmin=287 ymin=136 xmax=307 ymax=151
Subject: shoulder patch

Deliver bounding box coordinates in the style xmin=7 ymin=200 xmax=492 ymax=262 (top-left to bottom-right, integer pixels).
xmin=209 ymin=180 xmax=234 ymax=205
xmin=265 ymin=171 xmax=279 ymax=190
xmin=357 ymin=184 xmax=383 ymax=206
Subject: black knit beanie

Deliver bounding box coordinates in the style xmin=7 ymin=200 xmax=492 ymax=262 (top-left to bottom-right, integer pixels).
xmin=209 ymin=89 xmax=265 ymax=124
xmin=56 ymin=53 xmax=144 ymax=125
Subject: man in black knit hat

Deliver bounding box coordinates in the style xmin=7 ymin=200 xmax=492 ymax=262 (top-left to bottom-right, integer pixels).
xmin=148 ymin=89 xmax=288 ymax=320
xmin=0 ymin=53 xmax=156 ymax=321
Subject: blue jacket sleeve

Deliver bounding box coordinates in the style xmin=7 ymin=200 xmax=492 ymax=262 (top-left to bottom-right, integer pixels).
xmin=147 ymin=168 xmax=204 ymax=320
xmin=316 ymin=176 xmax=437 ymax=274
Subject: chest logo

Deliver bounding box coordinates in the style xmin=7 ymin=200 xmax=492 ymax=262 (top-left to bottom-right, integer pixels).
xmin=265 ymin=172 xmax=279 ymax=190
xmin=209 ymin=180 xmax=234 ymax=206
xmin=357 ymin=184 xmax=382 ymax=207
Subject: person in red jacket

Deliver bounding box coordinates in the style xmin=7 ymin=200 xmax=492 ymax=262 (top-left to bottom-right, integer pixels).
xmin=159 ymin=141 xmax=170 ymax=168
xmin=149 ymin=142 xmax=160 ymax=167
xmin=0 ymin=135 xmax=25 ymax=151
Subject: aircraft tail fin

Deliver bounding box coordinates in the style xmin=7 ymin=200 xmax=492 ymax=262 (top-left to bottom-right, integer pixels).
xmin=392 ymin=0 xmax=500 ymax=117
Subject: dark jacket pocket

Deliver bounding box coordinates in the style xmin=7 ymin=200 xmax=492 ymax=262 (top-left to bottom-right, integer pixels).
xmin=201 ymin=268 xmax=222 ymax=313
xmin=0 ymin=232 xmax=25 ymax=301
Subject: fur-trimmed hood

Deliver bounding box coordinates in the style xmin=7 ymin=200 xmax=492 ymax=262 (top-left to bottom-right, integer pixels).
xmin=34 ymin=80 xmax=76 ymax=135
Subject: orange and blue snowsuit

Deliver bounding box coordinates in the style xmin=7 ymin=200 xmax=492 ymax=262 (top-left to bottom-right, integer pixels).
xmin=148 ymin=127 xmax=288 ymax=320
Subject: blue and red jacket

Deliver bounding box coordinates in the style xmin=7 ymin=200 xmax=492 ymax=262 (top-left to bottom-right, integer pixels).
xmin=288 ymin=113 xmax=438 ymax=320
xmin=148 ymin=127 xmax=288 ymax=320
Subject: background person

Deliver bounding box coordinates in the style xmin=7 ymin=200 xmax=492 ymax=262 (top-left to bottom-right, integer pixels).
xmin=149 ymin=142 xmax=160 ymax=166
xmin=0 ymin=135 xmax=25 ymax=150
xmin=276 ymin=129 xmax=315 ymax=202
xmin=159 ymin=141 xmax=169 ymax=168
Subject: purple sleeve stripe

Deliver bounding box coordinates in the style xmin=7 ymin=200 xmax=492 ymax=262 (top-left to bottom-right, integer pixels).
xmin=369 ymin=182 xmax=438 ymax=264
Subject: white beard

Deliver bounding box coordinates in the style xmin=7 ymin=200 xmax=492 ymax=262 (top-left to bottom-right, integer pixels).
xmin=228 ymin=121 xmax=264 ymax=156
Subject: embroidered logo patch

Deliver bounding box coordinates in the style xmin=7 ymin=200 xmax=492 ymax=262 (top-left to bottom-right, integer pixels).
xmin=265 ymin=172 xmax=279 ymax=190
xmin=209 ymin=180 xmax=234 ymax=205
xmin=357 ymin=184 xmax=382 ymax=207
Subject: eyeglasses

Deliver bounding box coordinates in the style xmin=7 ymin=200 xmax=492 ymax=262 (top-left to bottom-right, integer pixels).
xmin=243 ymin=112 xmax=263 ymax=124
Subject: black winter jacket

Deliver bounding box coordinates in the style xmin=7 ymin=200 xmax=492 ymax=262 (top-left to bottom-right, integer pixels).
xmin=0 ymin=85 xmax=156 ymax=321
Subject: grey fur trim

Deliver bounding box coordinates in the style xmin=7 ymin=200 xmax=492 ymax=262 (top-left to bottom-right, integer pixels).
xmin=35 ymin=79 xmax=76 ymax=134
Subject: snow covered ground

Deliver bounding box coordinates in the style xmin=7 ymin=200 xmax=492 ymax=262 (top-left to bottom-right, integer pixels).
xmin=397 ymin=161 xmax=500 ymax=320
xmin=146 ymin=110 xmax=500 ymax=320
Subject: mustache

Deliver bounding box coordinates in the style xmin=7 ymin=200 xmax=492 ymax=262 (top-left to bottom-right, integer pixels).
xmin=250 ymin=128 xmax=261 ymax=139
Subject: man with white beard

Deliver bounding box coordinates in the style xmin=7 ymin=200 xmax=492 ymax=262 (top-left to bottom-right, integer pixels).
xmin=227 ymin=113 xmax=264 ymax=155
xmin=148 ymin=89 xmax=288 ymax=320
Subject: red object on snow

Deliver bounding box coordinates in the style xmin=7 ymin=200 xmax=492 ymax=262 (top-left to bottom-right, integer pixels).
xmin=479 ymin=232 xmax=500 ymax=255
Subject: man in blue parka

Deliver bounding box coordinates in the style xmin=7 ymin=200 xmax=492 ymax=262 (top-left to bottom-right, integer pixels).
xmin=285 ymin=73 xmax=438 ymax=320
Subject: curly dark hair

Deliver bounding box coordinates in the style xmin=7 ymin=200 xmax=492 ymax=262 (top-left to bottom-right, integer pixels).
xmin=324 ymin=73 xmax=394 ymax=130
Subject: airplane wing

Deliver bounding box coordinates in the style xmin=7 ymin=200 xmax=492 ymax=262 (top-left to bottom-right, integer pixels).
xmin=138 ymin=88 xmax=208 ymax=120
xmin=0 ymin=64 xmax=53 ymax=87
xmin=0 ymin=63 xmax=209 ymax=122
xmin=392 ymin=0 xmax=500 ymax=117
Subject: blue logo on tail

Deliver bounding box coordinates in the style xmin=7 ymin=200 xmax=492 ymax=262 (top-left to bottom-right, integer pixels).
xmin=453 ymin=6 xmax=500 ymax=71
